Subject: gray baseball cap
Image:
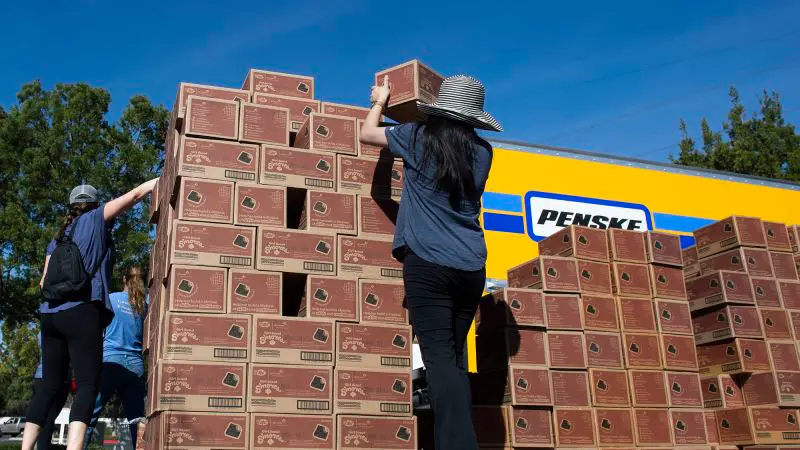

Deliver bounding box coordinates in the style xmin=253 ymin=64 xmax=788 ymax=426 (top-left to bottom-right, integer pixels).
xmin=69 ymin=184 xmax=99 ymax=204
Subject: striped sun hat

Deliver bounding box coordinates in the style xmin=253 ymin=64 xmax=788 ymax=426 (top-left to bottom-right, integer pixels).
xmin=417 ymin=75 xmax=503 ymax=132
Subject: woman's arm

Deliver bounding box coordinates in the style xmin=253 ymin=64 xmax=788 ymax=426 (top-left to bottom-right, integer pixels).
xmin=359 ymin=75 xmax=390 ymax=147
xmin=103 ymin=178 xmax=159 ymax=221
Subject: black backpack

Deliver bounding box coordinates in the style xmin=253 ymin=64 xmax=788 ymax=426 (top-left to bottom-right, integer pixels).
xmin=41 ymin=217 xmax=106 ymax=303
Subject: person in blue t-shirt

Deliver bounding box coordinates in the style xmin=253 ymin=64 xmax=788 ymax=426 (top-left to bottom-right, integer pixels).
xmin=360 ymin=75 xmax=501 ymax=450
xmin=32 ymin=332 xmax=72 ymax=450
xmin=84 ymin=266 xmax=148 ymax=449
xmin=22 ymin=179 xmax=158 ymax=450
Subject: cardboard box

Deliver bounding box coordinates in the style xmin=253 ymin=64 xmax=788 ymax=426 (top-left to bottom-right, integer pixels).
xmin=608 ymin=228 xmax=648 ymax=264
xmin=700 ymin=247 xmax=775 ymax=278
xmin=252 ymin=93 xmax=320 ymax=131
xmin=357 ymin=195 xmax=398 ymax=239
xmin=320 ymin=102 xmax=371 ymax=121
xmin=233 ymin=184 xmax=286 ymax=228
xmin=294 ymin=113 xmax=357 ymax=156
xmin=622 ymin=332 xmax=663 ymax=369
xmin=149 ymin=180 xmax=160 ymax=225
xmin=251 ymin=316 xmax=334 ymax=366
xmin=577 ymin=259 xmax=613 ymax=295
xmin=376 ymin=60 xmax=444 ymax=123
xmin=338 ymin=235 xmax=402 ymax=280
xmin=763 ymin=221 xmax=794 ymax=253
xmin=581 ymin=294 xmax=620 ymax=331
xmin=299 ymin=190 xmax=357 ymax=235
xmin=628 ymin=370 xmax=668 ymax=407
xmin=671 ymin=409 xmax=709 ymax=446
xmin=688 ymin=271 xmax=757 ymax=313
xmin=551 ymin=370 xmax=591 ymax=407
xmin=170 ymin=220 xmax=256 ymax=268
xmin=357 ymin=120 xmax=391 ymax=159
xmin=242 ymin=69 xmax=314 ymax=99
xmin=655 ymin=299 xmax=693 ymax=335
xmin=780 ymin=280 xmax=800 ymax=309
xmin=650 ymin=264 xmax=688 ymax=300
xmin=685 ymin=245 xmax=702 ymax=279
xmin=260 ymin=145 xmax=336 ymax=191
xmin=634 ymin=408 xmax=674 ymax=447
xmin=741 ymin=371 xmax=800 ymax=407
xmin=760 ymin=307 xmax=794 ymax=340
xmin=226 ymin=269 xmax=281 ymax=315
xmin=553 ymin=407 xmax=597 ymax=448
xmin=538 ymin=225 xmax=610 ymax=262
xmin=544 ymin=293 xmax=583 ymax=330
xmin=696 ymin=338 xmax=772 ymax=376
xmin=184 ymin=95 xmax=240 ymax=140
xmin=477 ymin=288 xmax=546 ymax=333
xmin=701 ymin=374 xmax=746 ymax=409
xmin=589 ymin=368 xmax=630 ymax=406
xmin=507 ymin=256 xmax=581 ymax=292
xmin=694 ymin=216 xmax=767 ymax=258
xmin=167 ymin=265 xmax=227 ymax=313
xmin=791 ymin=224 xmax=800 ymax=253
xmin=358 ymin=279 xmax=407 ymax=325
xmin=239 ymin=103 xmax=290 ymax=146
xmin=706 ymin=411 xmax=720 ymax=445
xmin=617 ymin=297 xmax=657 ymax=333
xmin=176 ymin=136 xmax=260 ymax=184
xmin=336 ymin=322 xmax=412 ymax=369
xmin=337 ymin=155 xmax=403 ymax=200
xmin=336 ymin=415 xmax=416 ymax=450
xmin=247 ymin=364 xmax=332 ymax=414
xmin=250 ymin=414 xmax=334 ymax=450
xmin=792 ymin=311 xmax=800 ymax=338
xmin=769 ymin=341 xmax=800 ymax=372
xmin=476 ymin=328 xmax=548 ymax=371
xmin=174 ymin=177 xmax=234 ymax=224
xmin=666 ymin=371 xmax=704 ymax=408
xmin=548 ymin=331 xmax=587 ymax=369
xmin=161 ymin=312 xmax=250 ymax=362
xmin=174 ymin=82 xmax=249 ymax=118
xmin=153 ymin=361 xmax=246 ymax=413
xmin=752 ymin=277 xmax=784 ymax=308
xmin=772 ymin=251 xmax=800 ymax=280
xmin=715 ymin=408 xmax=755 ymax=446
xmin=585 ymin=331 xmax=624 ymax=369
xmin=472 ymin=406 xmax=511 ymax=447
xmin=692 ymin=305 xmax=764 ymax=345
xmin=508 ymin=366 xmax=553 ymax=406
xmin=611 ymin=262 xmax=652 ymax=298
xmin=594 ymin=407 xmax=635 ymax=446
xmin=661 ymin=333 xmax=699 ymax=371
xmin=502 ymin=407 xmax=554 ymax=448
xmin=256 ymin=227 xmax=336 ymax=275
xmin=646 ymin=231 xmax=684 ymax=267
xmin=301 ymin=276 xmax=358 ymax=322
xmin=748 ymin=407 xmax=800 ymax=445
xmin=333 ymin=367 xmax=412 ymax=416
xmin=153 ymin=412 xmax=248 ymax=449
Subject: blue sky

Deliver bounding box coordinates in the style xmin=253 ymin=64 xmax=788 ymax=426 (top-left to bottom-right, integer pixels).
xmin=1 ymin=0 xmax=799 ymax=162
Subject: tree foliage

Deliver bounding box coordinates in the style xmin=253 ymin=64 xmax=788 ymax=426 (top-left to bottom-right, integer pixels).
xmin=0 ymin=322 xmax=39 ymax=415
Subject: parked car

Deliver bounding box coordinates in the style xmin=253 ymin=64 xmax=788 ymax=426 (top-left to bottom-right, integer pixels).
xmin=0 ymin=417 xmax=25 ymax=436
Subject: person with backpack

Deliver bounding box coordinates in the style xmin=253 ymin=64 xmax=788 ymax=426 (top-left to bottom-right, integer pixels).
xmin=21 ymin=179 xmax=158 ymax=450
xmin=32 ymin=332 xmax=72 ymax=450
xmin=84 ymin=266 xmax=149 ymax=449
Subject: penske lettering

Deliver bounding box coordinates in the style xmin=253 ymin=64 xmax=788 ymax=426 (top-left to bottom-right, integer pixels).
xmin=536 ymin=210 xmax=643 ymax=230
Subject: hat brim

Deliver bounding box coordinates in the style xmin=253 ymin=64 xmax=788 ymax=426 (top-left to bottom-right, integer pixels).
xmin=417 ymin=102 xmax=503 ymax=132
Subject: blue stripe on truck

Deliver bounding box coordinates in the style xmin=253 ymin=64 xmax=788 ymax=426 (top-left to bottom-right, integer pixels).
xmin=653 ymin=212 xmax=714 ymax=234
xmin=482 ymin=192 xmax=523 ymax=213
xmin=483 ymin=212 xmax=525 ymax=234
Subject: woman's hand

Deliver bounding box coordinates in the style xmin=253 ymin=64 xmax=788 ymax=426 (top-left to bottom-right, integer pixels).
xmin=370 ymin=75 xmax=391 ymax=107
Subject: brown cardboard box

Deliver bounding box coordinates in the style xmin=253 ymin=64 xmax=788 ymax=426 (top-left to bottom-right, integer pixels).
xmin=772 ymin=251 xmax=800 ymax=280
xmin=760 ymin=307 xmax=794 ymax=340
xmin=260 ymin=145 xmax=336 ymax=191
xmin=357 ymin=195 xmax=398 ymax=239
xmin=336 ymin=415 xmax=416 ymax=450
xmin=242 ymin=69 xmax=314 ymax=99
xmin=650 ymin=264 xmax=688 ymax=300
xmin=646 ymin=231 xmax=684 ymax=267
xmin=577 ymin=259 xmax=614 ymax=295
xmin=741 ymin=371 xmax=800 ymax=407
xmin=250 ymin=414 xmax=335 ymax=450
xmin=226 ymin=269 xmax=281 ymax=315
xmin=507 ymin=256 xmax=581 ymax=292
xmin=154 ymin=412 xmax=248 ymax=449
xmin=696 ymin=338 xmax=772 ymax=376
xmin=634 ymin=408 xmax=674 ymax=447
xmin=174 ymin=82 xmax=249 ymax=119
xmin=585 ymin=331 xmax=624 ymax=369
xmin=763 ymin=221 xmax=794 ymax=253
xmin=608 ymin=228 xmax=648 ymax=264
xmin=780 ymin=280 xmax=800 ymax=309
xmin=661 ymin=333 xmax=700 ymax=371
xmin=233 ymin=184 xmax=286 ymax=228
xmin=747 ymin=407 xmax=800 ymax=445
xmin=694 ymin=216 xmax=767 ymax=258
xmin=376 ymin=60 xmax=444 ymax=123
xmin=251 ymin=316 xmax=334 ymax=366
xmin=655 ymin=299 xmax=693 ymax=335
xmin=149 ymin=180 xmax=160 ymax=224
xmin=167 ymin=265 xmax=227 ymax=313
xmin=508 ymin=366 xmax=553 ymax=406
xmin=687 ymin=270 xmax=756 ymax=312
xmin=618 ymin=297 xmax=657 ymax=333
xmin=184 ymin=95 xmax=240 ymax=140
xmin=160 ymin=312 xmax=250 ymax=362
xmin=320 ymin=102 xmax=371 ymax=121
xmin=548 ymin=331 xmax=587 ymax=369
xmin=692 ymin=305 xmax=764 ymax=345
xmin=299 ymin=190 xmax=357 ymax=235
xmin=700 ymin=247 xmax=775 ymax=278
xmin=174 ymin=177 xmax=234 ymax=224
xmin=337 ymin=155 xmax=403 ymax=200
xmin=476 ymin=328 xmax=548 ymax=371
xmin=294 ymin=113 xmax=357 ymax=156
xmin=594 ymin=407 xmax=635 ymax=446
xmin=177 ymin=136 xmax=260 ymax=185
xmin=666 ymin=371 xmax=704 ymax=408
xmin=706 ymin=411 xmax=720 ymax=445
xmin=789 ymin=224 xmax=800 ymax=253
xmin=551 ymin=370 xmax=591 ymax=407
xmin=252 ymin=93 xmax=320 ymax=131
xmin=152 ymin=361 xmax=246 ymax=413
xmin=715 ymin=408 xmax=755 ymax=446
xmin=357 ymin=120 xmax=391 ymax=159
xmin=628 ymin=370 xmax=668 ymax=407
xmin=685 ymin=245 xmax=702 ymax=279
xmin=582 ymin=294 xmax=620 ymax=331
xmin=611 ymin=262 xmax=652 ymax=298
xmin=504 ymin=407 xmax=555 ymax=448
xmin=752 ymin=277 xmax=784 ymax=308
xmin=301 ymin=276 xmax=358 ymax=322
xmin=477 ymin=288 xmax=546 ymax=332
xmin=544 ymin=293 xmax=583 ymax=330
xmin=239 ymin=103 xmax=290 ymax=146
xmin=338 ymin=235 xmax=402 ymax=280
xmin=792 ymin=311 xmax=800 ymax=338
xmin=701 ymin=374 xmax=746 ymax=409
xmin=671 ymin=409 xmax=709 ymax=446
xmin=589 ymin=368 xmax=630 ymax=406
xmin=795 ymin=254 xmax=800 ymax=274
xmin=538 ymin=225 xmax=610 ymax=262
xmin=358 ymin=279 xmax=407 ymax=325
xmin=170 ymin=220 xmax=256 ymax=268
xmin=768 ymin=341 xmax=800 ymax=372
xmin=256 ymin=227 xmax=336 ymax=275
xmin=247 ymin=364 xmax=332 ymax=414
xmin=623 ymin=332 xmax=663 ymax=369
xmin=333 ymin=367 xmax=412 ymax=416
xmin=472 ymin=406 xmax=511 ymax=447
xmin=335 ymin=322 xmax=412 ymax=369
xmin=553 ymin=407 xmax=597 ymax=448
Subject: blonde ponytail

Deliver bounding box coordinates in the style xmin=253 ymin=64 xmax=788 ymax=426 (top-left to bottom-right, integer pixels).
xmin=125 ymin=266 xmax=147 ymax=316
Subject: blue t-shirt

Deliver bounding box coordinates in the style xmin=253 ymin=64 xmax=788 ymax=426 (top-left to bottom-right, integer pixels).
xmin=42 ymin=204 xmax=115 ymax=314
xmin=103 ymin=291 xmax=148 ymax=358
xmin=385 ymin=123 xmax=493 ymax=271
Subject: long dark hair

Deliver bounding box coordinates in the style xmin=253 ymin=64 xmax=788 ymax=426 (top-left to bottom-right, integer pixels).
xmin=55 ymin=202 xmax=98 ymax=239
xmin=421 ymin=116 xmax=480 ymax=202
xmin=124 ymin=266 xmax=147 ymax=317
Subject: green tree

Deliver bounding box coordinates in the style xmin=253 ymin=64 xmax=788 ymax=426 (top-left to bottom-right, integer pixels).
xmin=673 ymin=87 xmax=800 ymax=181
xmin=0 ymin=322 xmax=40 ymax=415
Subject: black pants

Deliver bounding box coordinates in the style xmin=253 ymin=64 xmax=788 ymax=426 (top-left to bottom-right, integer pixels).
xmin=32 ymin=378 xmax=70 ymax=449
xmin=403 ymin=252 xmax=485 ymax=450
xmin=28 ymin=302 xmax=104 ymax=426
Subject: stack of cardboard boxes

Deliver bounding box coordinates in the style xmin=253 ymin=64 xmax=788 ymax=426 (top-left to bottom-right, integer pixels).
xmin=141 ymin=60 xmax=445 ymax=450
